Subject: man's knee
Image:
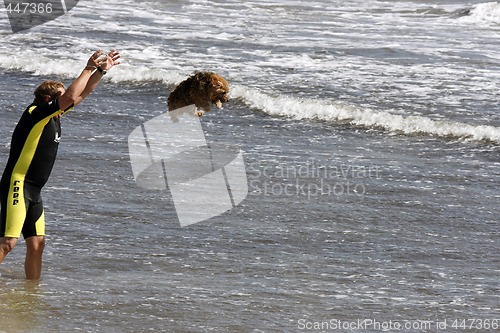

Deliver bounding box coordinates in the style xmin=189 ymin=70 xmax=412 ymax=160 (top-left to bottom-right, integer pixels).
xmin=26 ymin=236 xmax=45 ymax=255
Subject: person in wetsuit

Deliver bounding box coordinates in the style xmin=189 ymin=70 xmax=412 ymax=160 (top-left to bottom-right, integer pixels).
xmin=0 ymin=50 xmax=120 ymax=279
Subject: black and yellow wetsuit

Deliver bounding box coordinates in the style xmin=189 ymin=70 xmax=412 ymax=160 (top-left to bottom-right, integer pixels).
xmin=0 ymin=99 xmax=69 ymax=239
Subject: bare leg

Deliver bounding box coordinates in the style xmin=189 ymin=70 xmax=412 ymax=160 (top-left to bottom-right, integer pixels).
xmin=0 ymin=237 xmax=18 ymax=265
xmin=25 ymin=236 xmax=45 ymax=280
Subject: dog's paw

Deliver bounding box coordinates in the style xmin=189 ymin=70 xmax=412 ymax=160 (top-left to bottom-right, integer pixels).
xmin=194 ymin=110 xmax=205 ymax=117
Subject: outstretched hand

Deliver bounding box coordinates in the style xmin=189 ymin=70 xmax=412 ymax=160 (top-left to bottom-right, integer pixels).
xmin=100 ymin=50 xmax=121 ymax=71
xmin=86 ymin=50 xmax=121 ymax=71
xmin=87 ymin=50 xmax=105 ymax=69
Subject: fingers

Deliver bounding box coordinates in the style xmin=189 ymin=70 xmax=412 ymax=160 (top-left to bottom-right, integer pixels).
xmin=92 ymin=50 xmax=104 ymax=59
xmin=92 ymin=49 xmax=120 ymax=58
xmin=88 ymin=50 xmax=108 ymax=67
xmin=88 ymin=49 xmax=121 ymax=70
xmin=94 ymin=50 xmax=106 ymax=62
xmin=107 ymin=50 xmax=121 ymax=65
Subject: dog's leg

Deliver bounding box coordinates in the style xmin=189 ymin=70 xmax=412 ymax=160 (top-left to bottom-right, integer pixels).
xmin=194 ymin=108 xmax=205 ymax=117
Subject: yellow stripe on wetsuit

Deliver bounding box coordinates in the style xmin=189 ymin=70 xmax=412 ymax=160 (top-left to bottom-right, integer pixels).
xmin=3 ymin=106 xmax=62 ymax=237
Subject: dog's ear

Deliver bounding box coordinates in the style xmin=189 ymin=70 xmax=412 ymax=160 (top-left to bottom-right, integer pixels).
xmin=217 ymin=79 xmax=228 ymax=91
xmin=210 ymin=74 xmax=229 ymax=91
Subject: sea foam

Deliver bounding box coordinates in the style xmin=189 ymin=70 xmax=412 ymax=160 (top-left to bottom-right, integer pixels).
xmin=460 ymin=2 xmax=500 ymax=24
xmin=1 ymin=49 xmax=497 ymax=144
xmin=232 ymin=85 xmax=500 ymax=144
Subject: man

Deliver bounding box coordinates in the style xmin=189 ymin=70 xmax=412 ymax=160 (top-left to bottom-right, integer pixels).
xmin=0 ymin=50 xmax=121 ymax=279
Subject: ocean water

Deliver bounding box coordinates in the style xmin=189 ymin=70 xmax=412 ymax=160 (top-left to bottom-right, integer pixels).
xmin=0 ymin=0 xmax=499 ymax=332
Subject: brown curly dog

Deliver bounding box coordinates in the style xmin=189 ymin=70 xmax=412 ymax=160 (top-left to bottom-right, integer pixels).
xmin=167 ymin=72 xmax=229 ymax=118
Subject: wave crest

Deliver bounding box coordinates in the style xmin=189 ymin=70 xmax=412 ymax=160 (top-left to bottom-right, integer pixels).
xmin=232 ymin=85 xmax=500 ymax=144
xmin=460 ymin=2 xmax=500 ymax=24
xmin=1 ymin=50 xmax=498 ymax=144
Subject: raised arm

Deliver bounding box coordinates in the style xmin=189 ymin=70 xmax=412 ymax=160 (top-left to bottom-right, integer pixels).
xmin=58 ymin=50 xmax=121 ymax=111
xmin=73 ymin=50 xmax=121 ymax=107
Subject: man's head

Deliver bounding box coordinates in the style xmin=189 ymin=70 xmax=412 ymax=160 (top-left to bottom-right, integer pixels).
xmin=33 ymin=80 xmax=65 ymax=105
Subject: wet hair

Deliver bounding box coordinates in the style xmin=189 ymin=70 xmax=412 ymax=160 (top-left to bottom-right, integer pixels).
xmin=33 ymin=80 xmax=65 ymax=105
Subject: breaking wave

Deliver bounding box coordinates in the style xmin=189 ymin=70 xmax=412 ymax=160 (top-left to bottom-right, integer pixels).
xmin=233 ymin=85 xmax=500 ymax=144
xmin=458 ymin=2 xmax=500 ymax=24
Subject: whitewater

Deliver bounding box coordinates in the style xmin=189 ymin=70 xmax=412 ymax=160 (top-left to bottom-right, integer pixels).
xmin=0 ymin=0 xmax=499 ymax=143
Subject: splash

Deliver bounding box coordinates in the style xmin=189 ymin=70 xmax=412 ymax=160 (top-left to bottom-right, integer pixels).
xmin=460 ymin=2 xmax=500 ymax=24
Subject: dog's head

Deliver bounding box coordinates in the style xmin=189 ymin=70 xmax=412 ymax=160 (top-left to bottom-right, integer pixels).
xmin=168 ymin=71 xmax=230 ymax=115
xmin=205 ymin=73 xmax=229 ymax=109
